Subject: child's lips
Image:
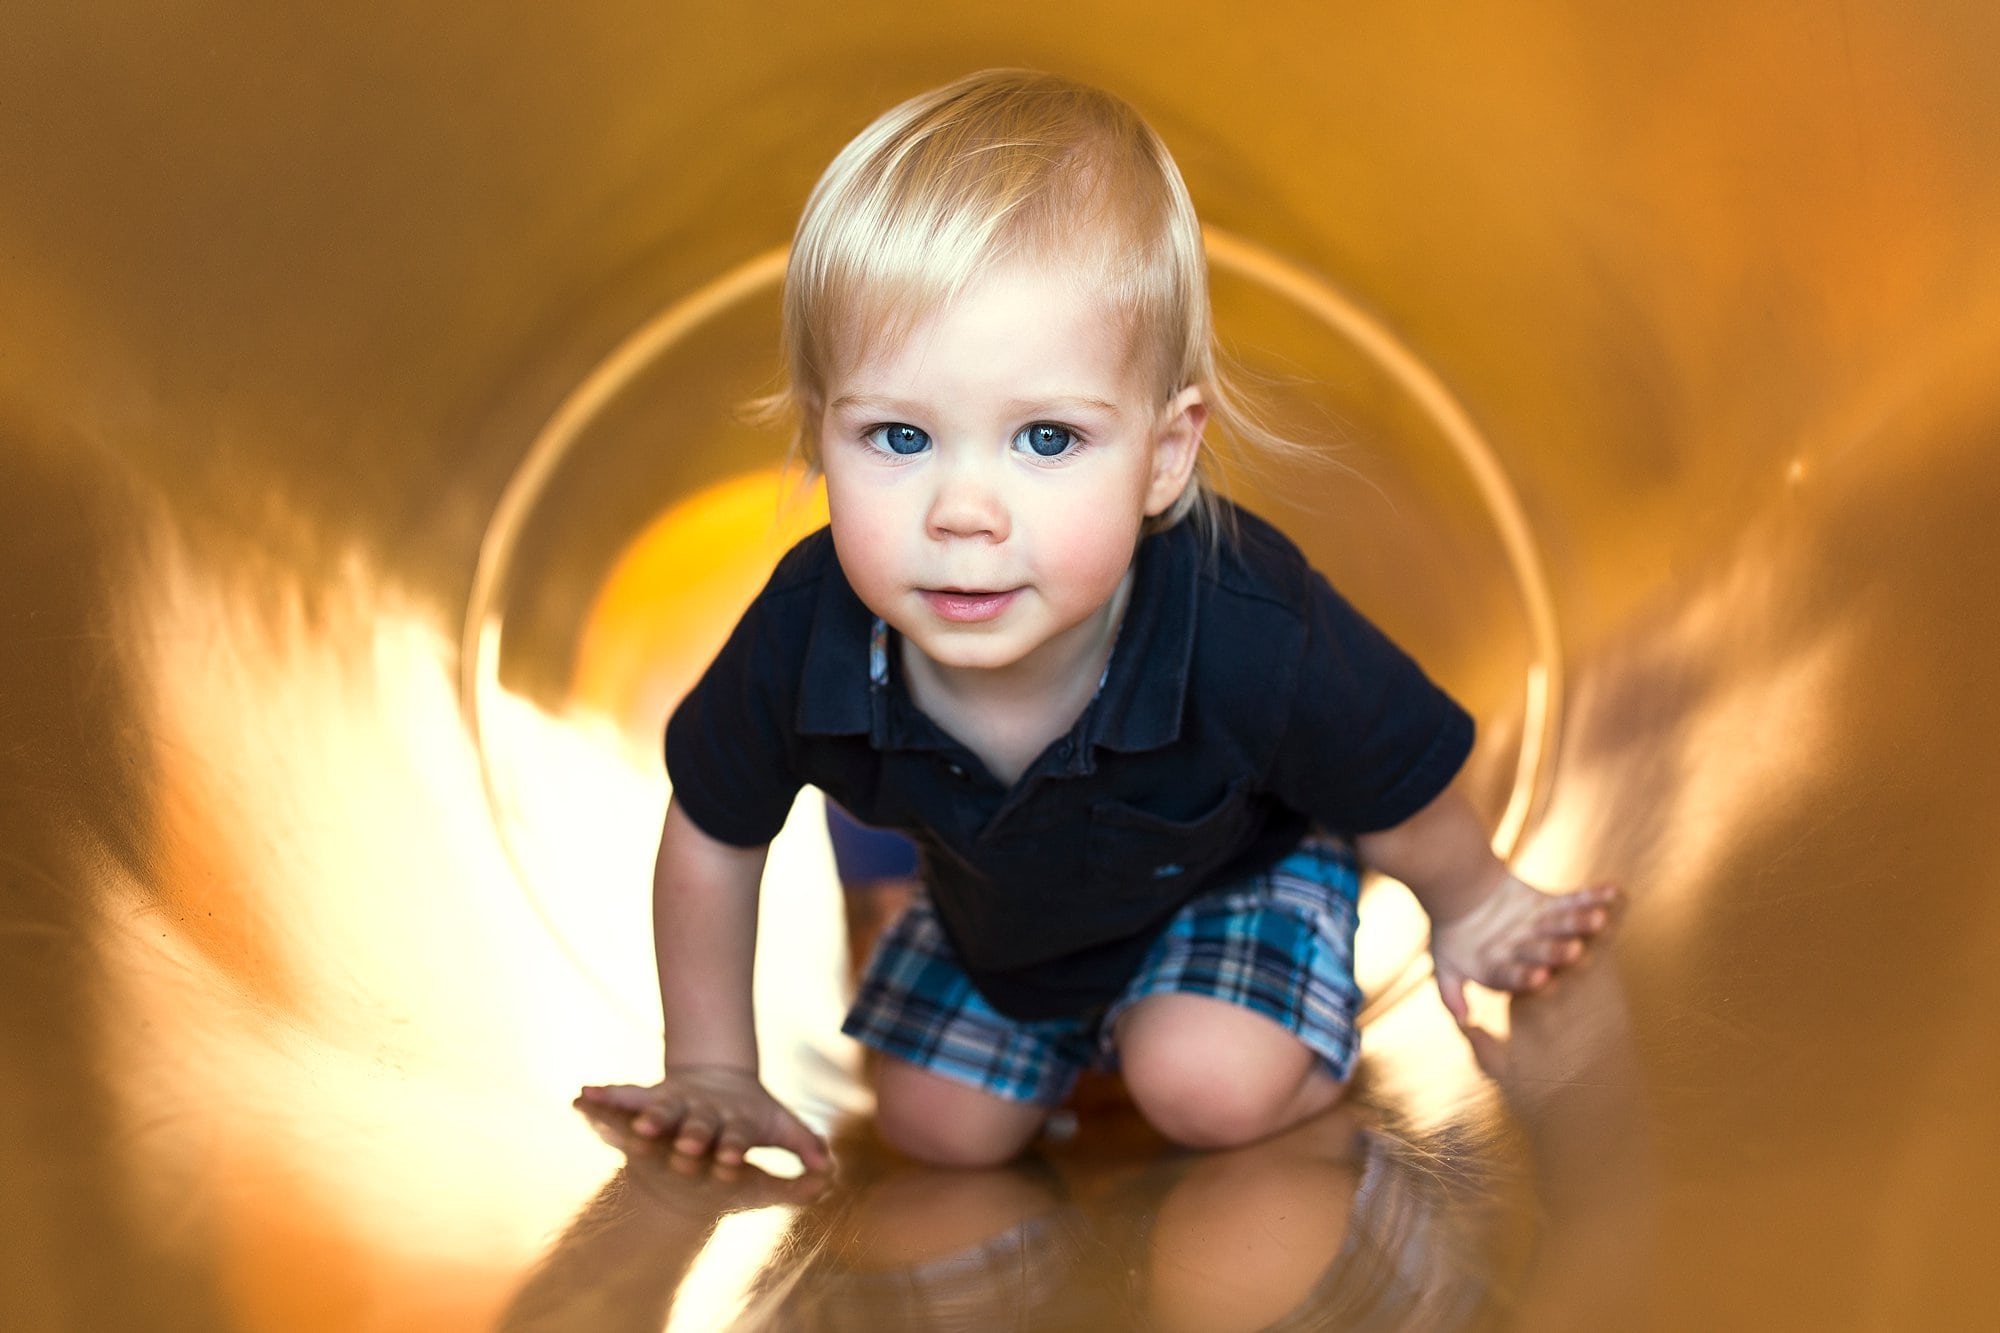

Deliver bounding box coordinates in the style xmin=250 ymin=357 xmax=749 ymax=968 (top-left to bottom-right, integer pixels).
xmin=920 ymin=588 xmax=1020 ymax=623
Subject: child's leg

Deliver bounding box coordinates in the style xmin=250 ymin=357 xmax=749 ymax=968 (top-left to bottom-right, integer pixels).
xmin=1115 ymin=994 xmax=1346 ymax=1149
xmin=1101 ymin=834 xmax=1363 ymax=1151
xmin=843 ymin=895 xmax=1090 ymax=1168
xmin=873 ymin=1058 xmax=1050 ymax=1168
xmin=825 ymin=802 xmax=920 ymax=979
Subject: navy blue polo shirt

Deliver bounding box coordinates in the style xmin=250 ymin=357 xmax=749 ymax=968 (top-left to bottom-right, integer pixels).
xmin=665 ymin=504 xmax=1473 ymax=1021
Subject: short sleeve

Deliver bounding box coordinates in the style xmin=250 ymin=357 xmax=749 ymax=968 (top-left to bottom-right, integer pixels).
xmin=663 ymin=593 xmax=805 ymax=848
xmin=1265 ymin=571 xmax=1475 ymax=834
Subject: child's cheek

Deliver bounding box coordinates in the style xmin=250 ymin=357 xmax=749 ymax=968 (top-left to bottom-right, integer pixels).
xmin=827 ymin=510 xmax=904 ymax=615
xmin=1032 ymin=501 xmax=1146 ymax=609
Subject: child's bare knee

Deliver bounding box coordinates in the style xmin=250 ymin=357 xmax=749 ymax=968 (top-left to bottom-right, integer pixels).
xmin=1125 ymin=1059 xmax=1294 ymax=1148
xmin=1117 ymin=997 xmax=1334 ymax=1150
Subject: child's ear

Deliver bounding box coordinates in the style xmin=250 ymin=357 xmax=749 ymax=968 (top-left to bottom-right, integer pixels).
xmin=1144 ymin=387 xmax=1207 ymax=517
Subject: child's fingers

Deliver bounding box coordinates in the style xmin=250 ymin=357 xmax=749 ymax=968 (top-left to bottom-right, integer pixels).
xmin=1538 ymin=907 xmax=1608 ymax=938
xmin=1558 ymin=884 xmax=1622 ymax=915
xmin=672 ymin=1112 xmax=722 ymax=1159
xmin=1514 ymin=935 xmax=1586 ymax=969
xmin=1483 ymin=958 xmax=1553 ymax=994
xmin=713 ymin=1112 xmax=779 ymax=1167
xmin=581 ymin=1083 xmax=654 ymax=1112
xmin=579 ymin=1084 xmax=693 ymax=1140
xmin=712 ymin=1128 xmax=751 ymax=1166
xmin=1435 ymin=964 xmax=1472 ymax=1027
xmin=631 ymin=1106 xmax=677 ymax=1138
xmin=629 ymin=1091 xmax=689 ymax=1138
xmin=1534 ymin=896 xmax=1617 ymax=940
xmin=772 ymin=1116 xmax=834 ymax=1173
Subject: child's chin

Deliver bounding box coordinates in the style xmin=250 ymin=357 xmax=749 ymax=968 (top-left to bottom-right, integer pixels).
xmin=913 ymin=638 xmax=1025 ymax=673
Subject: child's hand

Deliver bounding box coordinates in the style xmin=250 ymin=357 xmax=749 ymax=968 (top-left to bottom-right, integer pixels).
xmin=577 ymin=1067 xmax=833 ymax=1173
xmin=1428 ymin=875 xmax=1619 ymax=1029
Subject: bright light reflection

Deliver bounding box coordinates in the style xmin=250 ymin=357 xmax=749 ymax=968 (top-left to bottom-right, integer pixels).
xmin=666 ymin=1205 xmax=801 ymax=1333
xmin=104 ymin=538 xmax=637 ymax=1331
xmin=103 ymin=518 xmax=857 ymax=1331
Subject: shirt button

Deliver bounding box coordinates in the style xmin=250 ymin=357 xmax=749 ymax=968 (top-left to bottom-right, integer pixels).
xmin=947 ymin=763 xmax=966 ymax=778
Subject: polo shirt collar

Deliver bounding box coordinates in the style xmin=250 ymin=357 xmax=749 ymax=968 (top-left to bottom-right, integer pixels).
xmin=1086 ymin=520 xmax=1200 ymax=754
xmin=794 ymin=558 xmax=875 ymax=737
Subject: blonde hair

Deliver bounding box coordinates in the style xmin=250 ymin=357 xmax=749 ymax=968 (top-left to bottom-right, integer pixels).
xmin=767 ymin=69 xmax=1294 ymax=541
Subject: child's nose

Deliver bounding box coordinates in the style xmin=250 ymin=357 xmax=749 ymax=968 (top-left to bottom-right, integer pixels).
xmin=925 ymin=457 xmax=1009 ymax=542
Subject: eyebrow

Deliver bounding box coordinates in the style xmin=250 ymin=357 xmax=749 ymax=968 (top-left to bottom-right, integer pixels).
xmin=828 ymin=392 xmax=1125 ymax=418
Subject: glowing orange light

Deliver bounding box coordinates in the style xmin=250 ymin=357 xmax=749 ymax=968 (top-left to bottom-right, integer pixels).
xmin=570 ymin=468 xmax=827 ymax=735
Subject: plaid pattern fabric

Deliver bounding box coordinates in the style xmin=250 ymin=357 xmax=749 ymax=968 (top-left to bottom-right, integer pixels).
xmin=841 ymin=836 xmax=1362 ymax=1106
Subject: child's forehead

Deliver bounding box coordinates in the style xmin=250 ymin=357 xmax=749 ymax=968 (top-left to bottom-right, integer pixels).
xmin=825 ymin=259 xmax=1145 ymax=378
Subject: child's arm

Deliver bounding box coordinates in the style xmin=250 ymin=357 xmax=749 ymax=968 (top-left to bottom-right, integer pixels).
xmin=578 ymin=799 xmax=832 ymax=1172
xmin=1353 ymin=785 xmax=1618 ymax=1029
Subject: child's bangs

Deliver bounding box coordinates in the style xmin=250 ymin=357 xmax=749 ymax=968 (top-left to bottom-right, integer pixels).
xmin=803 ymin=131 xmax=1117 ymax=367
xmin=809 ymin=217 xmax=997 ymax=385
xmin=807 ymin=164 xmax=1188 ymax=398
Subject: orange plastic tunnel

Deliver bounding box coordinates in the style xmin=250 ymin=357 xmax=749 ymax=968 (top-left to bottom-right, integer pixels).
xmin=5 ymin=4 xmax=1999 ymax=1328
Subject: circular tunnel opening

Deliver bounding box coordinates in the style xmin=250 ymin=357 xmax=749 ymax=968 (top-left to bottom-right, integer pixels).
xmin=460 ymin=234 xmax=1561 ymax=1030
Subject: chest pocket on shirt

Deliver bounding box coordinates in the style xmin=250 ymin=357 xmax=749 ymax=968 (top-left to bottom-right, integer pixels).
xmin=1086 ymin=779 xmax=1257 ymax=897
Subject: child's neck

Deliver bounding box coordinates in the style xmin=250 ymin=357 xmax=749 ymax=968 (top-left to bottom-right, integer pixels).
xmin=900 ymin=571 xmax=1133 ymax=788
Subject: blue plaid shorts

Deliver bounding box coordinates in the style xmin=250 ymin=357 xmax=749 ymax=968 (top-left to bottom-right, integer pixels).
xmin=840 ymin=836 xmax=1363 ymax=1106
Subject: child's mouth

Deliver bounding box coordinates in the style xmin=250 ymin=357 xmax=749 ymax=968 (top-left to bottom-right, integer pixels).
xmin=921 ymin=589 xmax=1019 ymax=623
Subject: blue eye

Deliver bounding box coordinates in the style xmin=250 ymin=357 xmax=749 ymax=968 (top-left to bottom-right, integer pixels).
xmin=867 ymin=423 xmax=930 ymax=456
xmin=1015 ymin=423 xmax=1076 ymax=458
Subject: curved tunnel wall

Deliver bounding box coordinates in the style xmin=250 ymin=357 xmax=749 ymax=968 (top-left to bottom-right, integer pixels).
xmin=5 ymin=3 xmax=2000 ymax=1327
